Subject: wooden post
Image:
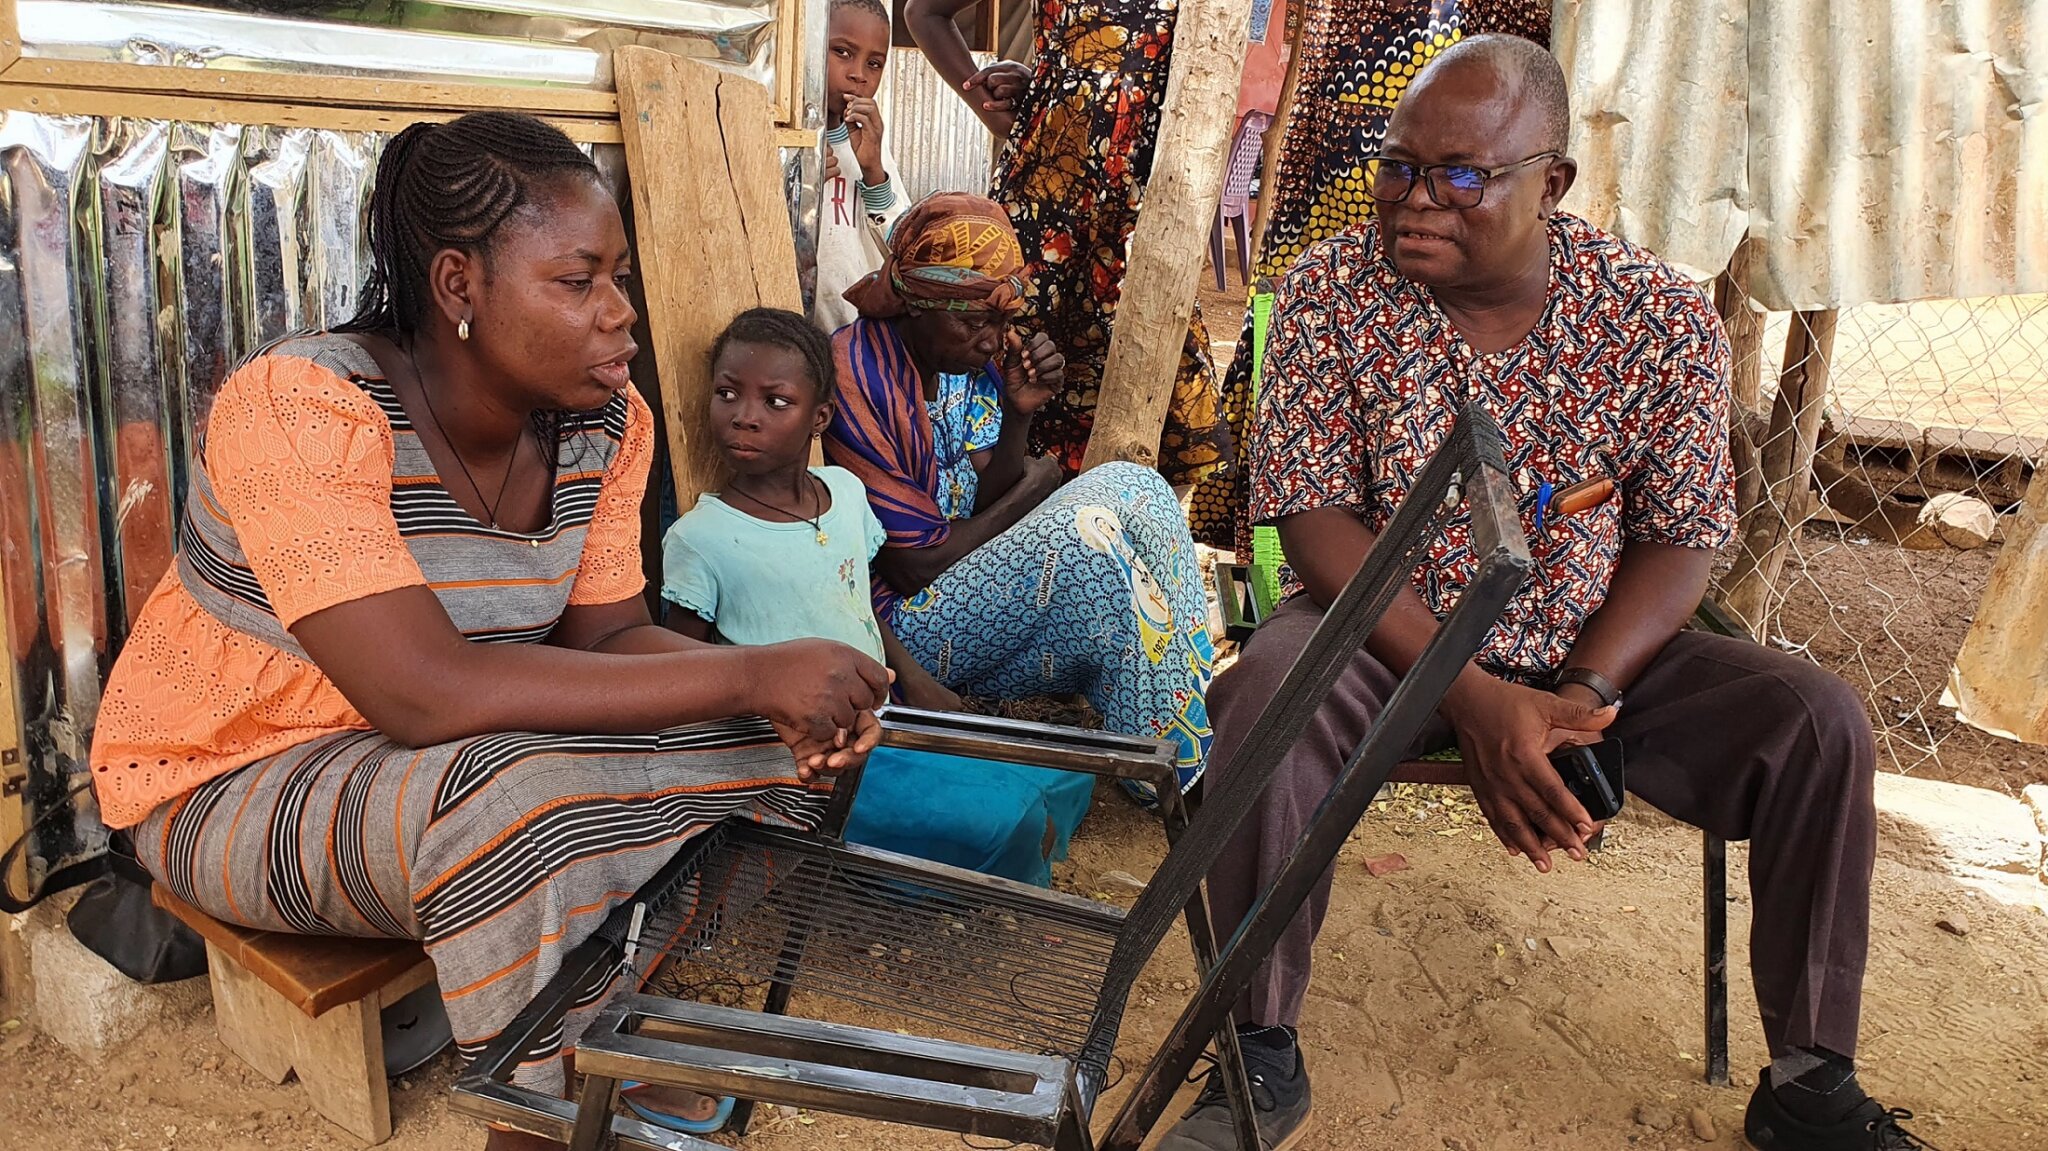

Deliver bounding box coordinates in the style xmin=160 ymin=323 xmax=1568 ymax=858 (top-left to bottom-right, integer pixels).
xmin=613 ymin=47 xmax=803 ymax=514
xmin=1079 ymin=0 xmax=1255 ymax=472
xmin=1716 ymin=308 xmax=1839 ymax=638
xmin=1949 ymin=464 xmax=2048 ymax=743
xmin=1 ymin=0 xmax=19 ymax=76
xmin=1713 ymin=242 xmax=1768 ymax=519
xmin=1248 ymin=0 xmax=1307 ymax=267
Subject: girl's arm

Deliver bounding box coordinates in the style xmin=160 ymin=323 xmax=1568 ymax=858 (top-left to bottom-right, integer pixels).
xmin=657 ymin=601 xmax=719 ymax=643
xmin=880 ymin=620 xmax=962 ymax=712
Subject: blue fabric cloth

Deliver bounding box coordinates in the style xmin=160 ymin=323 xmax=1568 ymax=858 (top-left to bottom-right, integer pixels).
xmin=928 ymin=368 xmax=1004 ymax=520
xmin=885 ymin=462 xmax=1216 ymax=806
xmin=841 ymin=747 xmax=1094 ymax=887
xmin=660 ymin=467 xmax=889 ymax=660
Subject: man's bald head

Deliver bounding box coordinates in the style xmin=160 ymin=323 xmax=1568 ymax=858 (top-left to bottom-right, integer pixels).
xmin=1374 ymin=33 xmax=1576 ymax=292
xmin=1413 ymin=33 xmax=1570 ymax=153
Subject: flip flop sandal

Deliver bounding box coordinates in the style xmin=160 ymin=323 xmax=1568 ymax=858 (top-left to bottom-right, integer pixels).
xmin=619 ymin=1083 xmax=736 ymax=1135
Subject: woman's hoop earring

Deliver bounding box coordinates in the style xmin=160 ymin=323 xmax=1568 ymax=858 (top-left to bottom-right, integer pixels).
xmin=458 ymin=318 xmax=471 ymax=341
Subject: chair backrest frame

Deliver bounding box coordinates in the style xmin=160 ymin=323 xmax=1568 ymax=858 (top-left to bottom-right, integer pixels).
xmin=1076 ymin=409 xmax=1531 ymax=1143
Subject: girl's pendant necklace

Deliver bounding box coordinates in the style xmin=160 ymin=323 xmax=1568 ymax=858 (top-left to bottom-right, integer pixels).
xmin=729 ymin=473 xmax=829 ymax=546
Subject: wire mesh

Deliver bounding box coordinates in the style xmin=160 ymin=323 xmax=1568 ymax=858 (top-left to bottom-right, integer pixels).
xmin=632 ymin=826 xmax=1123 ymax=1061
xmin=1713 ymin=292 xmax=2047 ymax=787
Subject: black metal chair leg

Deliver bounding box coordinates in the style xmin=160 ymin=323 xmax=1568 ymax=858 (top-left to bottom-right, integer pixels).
xmin=726 ymin=911 xmax=818 ymax=1136
xmin=1704 ymin=831 xmax=1730 ymax=1086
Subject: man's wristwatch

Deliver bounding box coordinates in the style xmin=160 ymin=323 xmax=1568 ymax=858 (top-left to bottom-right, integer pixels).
xmin=1552 ymin=666 xmax=1620 ymax=708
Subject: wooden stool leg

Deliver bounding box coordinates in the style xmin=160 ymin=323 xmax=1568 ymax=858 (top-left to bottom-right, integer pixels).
xmin=205 ymin=941 xmax=298 ymax=1084
xmin=293 ymin=994 xmax=392 ymax=1144
xmin=1704 ymin=832 xmax=1730 ymax=1086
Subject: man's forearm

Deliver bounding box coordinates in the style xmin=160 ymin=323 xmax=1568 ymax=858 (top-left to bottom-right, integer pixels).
xmin=1553 ymin=541 xmax=1714 ymax=702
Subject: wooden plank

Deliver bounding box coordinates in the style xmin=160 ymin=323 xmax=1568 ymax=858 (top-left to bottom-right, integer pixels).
xmin=614 ymin=47 xmax=802 ymax=514
xmin=155 ymin=884 xmax=429 ymax=1018
xmin=0 ymin=0 xmax=19 ymax=77
xmin=1714 ymin=245 xmax=1768 ymax=520
xmin=1717 ymin=309 xmax=1839 ymax=637
xmin=0 ymin=56 xmax=618 ymax=117
xmin=1080 ymin=0 xmax=1255 ymax=471
xmin=0 ymin=83 xmax=622 ymax=142
xmin=0 ymin=539 xmax=24 ymax=905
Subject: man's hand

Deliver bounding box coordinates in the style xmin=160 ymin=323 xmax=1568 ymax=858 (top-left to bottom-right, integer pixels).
xmin=823 ymin=144 xmax=840 ymax=184
xmin=1442 ymin=675 xmax=1616 ymax=872
xmin=964 ymin=60 xmax=1032 ymax=137
xmin=1001 ymin=330 xmax=1062 ymax=415
xmin=843 ymin=95 xmax=888 ymax=186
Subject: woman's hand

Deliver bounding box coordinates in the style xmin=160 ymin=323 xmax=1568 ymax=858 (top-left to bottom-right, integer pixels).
xmin=1019 ymin=454 xmax=1064 ymax=504
xmin=898 ymin=671 xmax=964 ymax=713
xmin=843 ymin=95 xmax=888 ymax=187
xmin=746 ymin=638 xmax=893 ymax=779
xmin=964 ymin=60 xmax=1032 ymax=137
xmin=1001 ymin=330 xmax=1063 ymax=416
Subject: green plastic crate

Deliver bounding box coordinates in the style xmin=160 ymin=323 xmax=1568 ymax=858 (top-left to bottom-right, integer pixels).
xmin=1246 ymin=289 xmax=1285 ymax=619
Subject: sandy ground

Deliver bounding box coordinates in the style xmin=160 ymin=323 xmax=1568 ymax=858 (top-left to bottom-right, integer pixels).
xmin=5 ymin=781 xmax=2045 ymax=1151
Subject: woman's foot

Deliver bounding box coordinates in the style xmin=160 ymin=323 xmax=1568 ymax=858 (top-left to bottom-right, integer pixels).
xmin=620 ymin=1082 xmax=736 ymax=1134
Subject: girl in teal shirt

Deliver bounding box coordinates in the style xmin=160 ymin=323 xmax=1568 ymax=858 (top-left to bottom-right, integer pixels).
xmin=661 ymin=309 xmax=1091 ymax=885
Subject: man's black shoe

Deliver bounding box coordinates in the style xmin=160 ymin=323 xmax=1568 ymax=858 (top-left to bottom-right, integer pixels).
xmin=1155 ymin=1032 xmax=1312 ymax=1151
xmin=1745 ymin=1072 xmax=1937 ymax=1150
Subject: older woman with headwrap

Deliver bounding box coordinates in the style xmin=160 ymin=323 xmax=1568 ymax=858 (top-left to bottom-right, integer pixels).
xmin=827 ymin=193 xmax=1214 ymax=808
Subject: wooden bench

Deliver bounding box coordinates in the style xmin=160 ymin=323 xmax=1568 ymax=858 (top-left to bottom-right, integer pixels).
xmin=152 ymin=885 xmax=437 ymax=1143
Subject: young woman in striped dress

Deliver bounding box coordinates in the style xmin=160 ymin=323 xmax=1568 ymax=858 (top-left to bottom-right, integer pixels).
xmin=87 ymin=112 xmax=890 ymax=1147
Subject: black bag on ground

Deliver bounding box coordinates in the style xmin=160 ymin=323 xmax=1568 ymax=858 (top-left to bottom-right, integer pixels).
xmin=64 ymin=842 xmax=208 ymax=985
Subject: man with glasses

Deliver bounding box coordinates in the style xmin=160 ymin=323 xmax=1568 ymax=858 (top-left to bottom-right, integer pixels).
xmin=1163 ymin=34 xmax=1926 ymax=1151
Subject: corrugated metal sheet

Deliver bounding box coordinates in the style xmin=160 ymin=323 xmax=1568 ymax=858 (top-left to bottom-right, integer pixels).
xmin=876 ymin=49 xmax=998 ymax=203
xmin=1555 ymin=0 xmax=2047 ymax=310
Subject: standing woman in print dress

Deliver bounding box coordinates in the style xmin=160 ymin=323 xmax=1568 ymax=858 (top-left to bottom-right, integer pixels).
xmin=86 ymin=112 xmax=889 ymax=1148
xmin=905 ymin=0 xmax=1230 ymax=483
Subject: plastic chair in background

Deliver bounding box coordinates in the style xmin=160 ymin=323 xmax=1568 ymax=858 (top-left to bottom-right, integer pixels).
xmin=1209 ymin=110 xmax=1271 ymax=291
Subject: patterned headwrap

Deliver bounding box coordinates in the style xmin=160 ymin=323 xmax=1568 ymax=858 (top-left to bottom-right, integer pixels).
xmin=841 ymin=192 xmax=1028 ymax=318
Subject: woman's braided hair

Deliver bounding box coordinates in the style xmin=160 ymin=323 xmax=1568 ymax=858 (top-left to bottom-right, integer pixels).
xmin=337 ymin=111 xmax=603 ymax=446
xmin=710 ymin=308 xmax=837 ymax=403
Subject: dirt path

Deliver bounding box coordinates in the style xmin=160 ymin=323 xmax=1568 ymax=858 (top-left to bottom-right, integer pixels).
xmin=6 ymin=784 xmax=2043 ymax=1151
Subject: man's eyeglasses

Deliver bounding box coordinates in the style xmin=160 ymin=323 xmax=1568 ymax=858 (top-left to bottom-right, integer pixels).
xmin=1363 ymin=151 xmax=1561 ymax=209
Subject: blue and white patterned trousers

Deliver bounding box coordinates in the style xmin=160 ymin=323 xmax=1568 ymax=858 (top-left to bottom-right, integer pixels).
xmin=887 ymin=462 xmax=1216 ymax=802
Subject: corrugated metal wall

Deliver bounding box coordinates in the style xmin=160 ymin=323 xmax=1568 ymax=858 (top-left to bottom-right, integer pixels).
xmin=1556 ymin=0 xmax=2047 ymax=310
xmin=876 ymin=48 xmax=998 ymax=203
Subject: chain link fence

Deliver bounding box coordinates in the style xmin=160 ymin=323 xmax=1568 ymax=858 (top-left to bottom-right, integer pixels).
xmin=1714 ymin=293 xmax=2048 ymax=790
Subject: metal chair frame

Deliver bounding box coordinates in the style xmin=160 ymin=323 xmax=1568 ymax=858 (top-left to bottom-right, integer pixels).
xmin=450 ymin=409 xmax=1532 ymax=1151
xmin=1214 ymin=560 xmax=1740 ymax=1088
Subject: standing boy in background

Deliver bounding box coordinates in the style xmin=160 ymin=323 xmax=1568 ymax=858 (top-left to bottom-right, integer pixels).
xmin=814 ymin=0 xmax=908 ymax=334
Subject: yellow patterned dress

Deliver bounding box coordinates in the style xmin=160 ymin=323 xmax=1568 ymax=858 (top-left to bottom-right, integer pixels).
xmin=1187 ymin=0 xmax=1551 ymax=550
xmin=989 ymin=0 xmax=1231 ymax=484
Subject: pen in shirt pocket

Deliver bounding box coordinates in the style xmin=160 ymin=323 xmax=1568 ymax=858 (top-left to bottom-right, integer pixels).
xmin=1533 ymin=474 xmax=1617 ymax=538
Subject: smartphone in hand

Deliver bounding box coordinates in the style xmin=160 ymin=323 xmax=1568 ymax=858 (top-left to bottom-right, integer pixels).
xmin=1550 ymin=738 xmax=1624 ymax=822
